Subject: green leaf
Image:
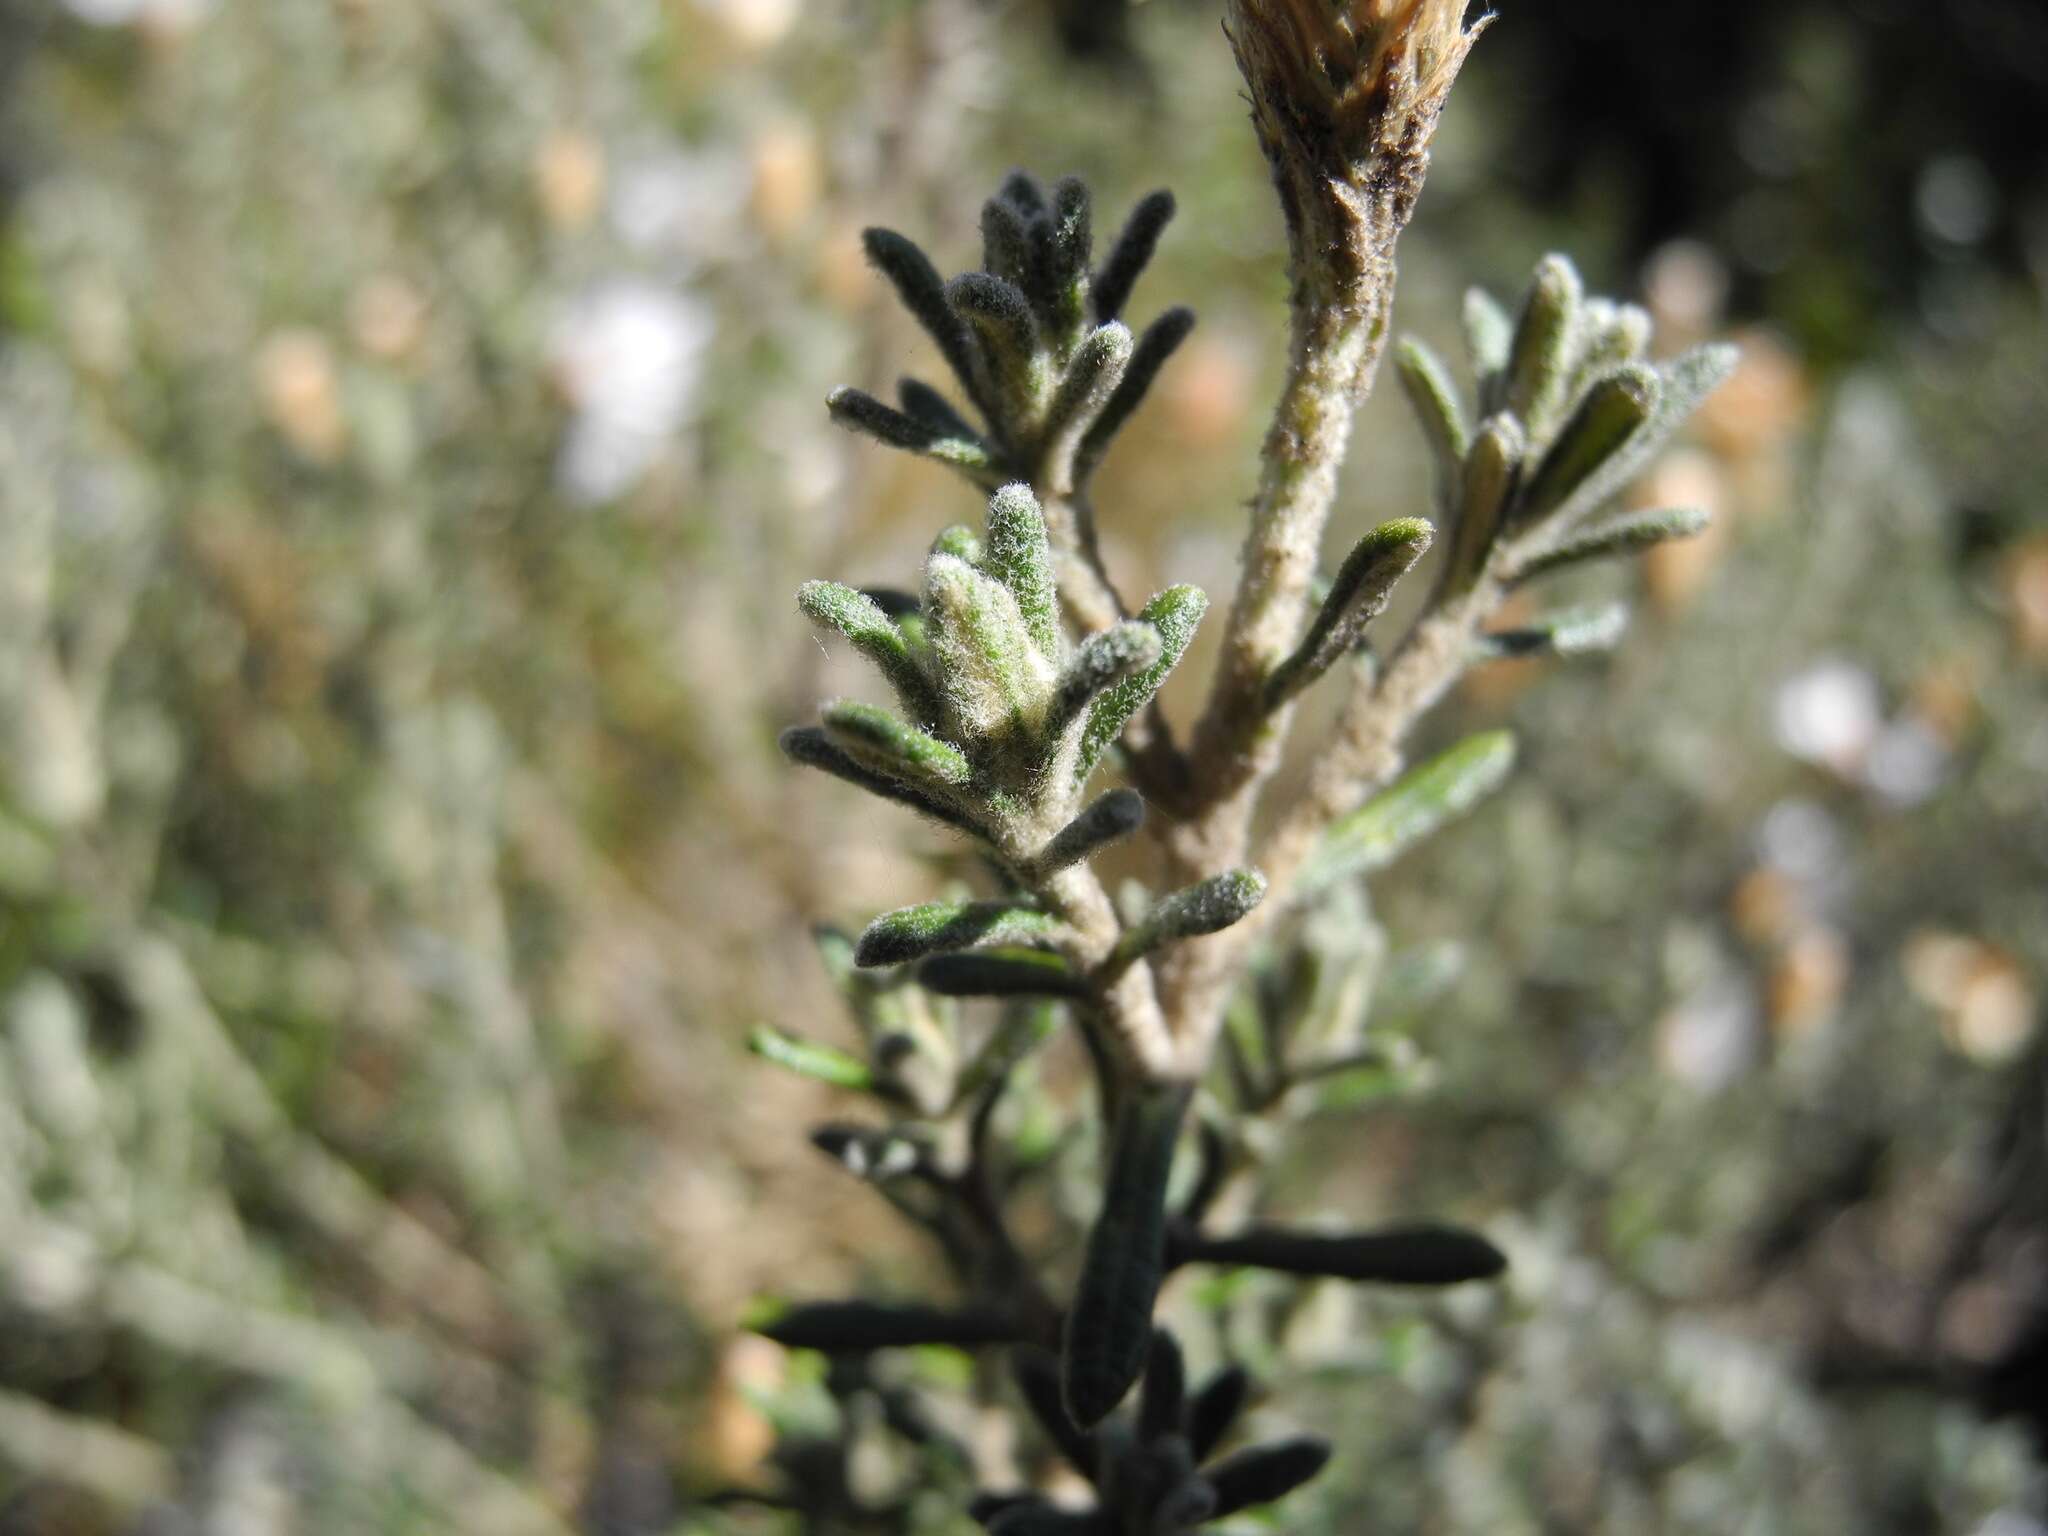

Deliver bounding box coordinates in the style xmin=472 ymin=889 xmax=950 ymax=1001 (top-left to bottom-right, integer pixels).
xmin=1041 ymin=175 xmax=1093 ymax=341
xmin=1062 ymin=1086 xmax=1189 ymax=1428
xmin=1186 ymin=1365 xmax=1251 ymax=1461
xmin=1477 ymin=601 xmax=1630 ymax=659
xmin=862 ymin=227 xmax=986 ymax=414
xmin=1444 ymin=415 xmax=1524 ymax=591
xmin=996 ymin=169 xmax=1046 ymax=215
xmin=750 ymin=1298 xmax=1018 ymax=1352
xmin=930 ymin=523 xmax=984 ymax=564
xmin=1074 ymin=306 xmax=1195 ymax=483
xmin=1504 ymin=253 xmax=1582 ymax=441
xmin=1035 ymin=788 xmax=1145 ymax=875
xmin=780 ymin=727 xmax=982 ymax=836
xmin=825 ymin=386 xmax=995 ymax=478
xmin=1463 ymin=286 xmax=1513 ymax=399
xmin=855 ymin=898 xmax=1060 ymax=968
xmin=1205 ymin=1437 xmax=1333 ymax=1517
xmin=1137 ymin=1330 xmax=1187 ymax=1443
xmin=1110 ymin=869 xmax=1266 ymax=972
xmin=748 ymin=1024 xmax=873 ymax=1090
xmin=949 ymin=272 xmax=1044 ymax=414
xmin=918 ymin=949 xmax=1087 ymax=1000
xmin=1181 ymin=1223 xmax=1506 ymax=1286
xmin=1394 ymin=339 xmax=1470 ymax=494
xmin=1076 ymin=584 xmax=1206 ymax=782
xmin=983 ymin=483 xmax=1061 ymax=658
xmin=980 ymin=193 xmax=1037 ymax=291
xmin=1302 ymin=731 xmax=1517 ymax=894
xmin=896 ymin=376 xmax=981 ymax=439
xmin=796 ymin=580 xmax=941 ymax=718
xmin=1513 ymin=364 xmax=1660 ymax=527
xmin=925 ymin=553 xmax=1057 ymax=739
xmin=1092 ymin=188 xmax=1176 ymax=323
xmin=1507 ymin=505 xmax=1710 ymax=585
xmin=1041 ymin=321 xmax=1133 ymax=462
xmin=1264 ymin=519 xmax=1434 ymax=709
xmin=1051 ymin=621 xmax=1164 ymax=737
xmin=821 ymin=700 xmax=972 ymax=787
xmin=1547 ymin=343 xmax=1738 ymax=529
xmin=1571 ymin=299 xmax=1651 ymax=388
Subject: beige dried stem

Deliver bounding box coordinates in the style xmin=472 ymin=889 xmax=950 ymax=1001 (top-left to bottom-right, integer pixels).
xmin=1152 ymin=0 xmax=1486 ymax=1069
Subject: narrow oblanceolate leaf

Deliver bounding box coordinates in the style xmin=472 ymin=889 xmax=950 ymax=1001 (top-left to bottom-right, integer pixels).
xmin=1466 ymin=284 xmax=1515 ymax=393
xmin=949 ymin=272 xmax=1044 ymax=411
xmin=747 ymin=1024 xmax=873 ymax=1090
xmin=1264 ymin=519 xmax=1434 ymax=709
xmin=1508 ymin=505 xmax=1711 ymax=585
xmin=1074 ymin=305 xmax=1195 ymax=483
xmin=797 ymin=580 xmax=940 ymax=717
xmin=826 ymin=386 xmax=995 ymax=477
xmin=997 ymin=169 xmax=1045 ymax=215
xmin=917 ymin=950 xmax=1088 ymax=1000
xmin=780 ymin=727 xmax=982 ymax=835
xmin=748 ymin=1297 xmax=1018 ymax=1352
xmin=1092 ymin=188 xmax=1176 ymax=323
xmin=1051 ymin=621 xmax=1164 ymax=737
xmin=862 ymin=227 xmax=986 ymax=412
xmin=925 ymin=554 xmax=1057 ymax=738
xmin=1076 ymin=583 xmax=1206 ymax=781
xmin=1477 ymin=601 xmax=1630 ymax=659
xmin=1110 ymin=869 xmax=1267 ymax=972
xmin=1182 ymin=1222 xmax=1508 ymax=1286
xmin=1504 ymin=254 xmax=1582 ymax=441
xmin=1572 ymin=299 xmax=1652 ymax=387
xmin=1395 ymin=339 xmax=1470 ymax=491
xmin=1186 ymin=1365 xmax=1251 ymax=1461
xmin=821 ymin=699 xmax=972 ymax=786
xmin=1035 ymin=788 xmax=1145 ymax=875
xmin=1302 ymin=731 xmax=1518 ymax=893
xmin=983 ymin=483 xmax=1062 ymax=658
xmin=1204 ymin=1436 xmax=1334 ymax=1517
xmin=1137 ymin=1330 xmax=1187 ymax=1444
xmin=1514 ymin=363 xmax=1660 ymax=527
xmin=1041 ymin=322 xmax=1133 ymax=460
xmin=1062 ymin=1087 xmax=1189 ymax=1429
xmin=1042 ymin=175 xmax=1093 ymax=340
xmin=897 ymin=376 xmax=981 ymax=440
xmin=1445 ymin=415 xmax=1524 ymax=590
xmin=930 ymin=524 xmax=984 ymax=564
xmin=980 ymin=194 xmax=1037 ymax=291
xmin=1548 ymin=342 xmax=1739 ymax=529
xmin=855 ymin=897 xmax=1060 ymax=968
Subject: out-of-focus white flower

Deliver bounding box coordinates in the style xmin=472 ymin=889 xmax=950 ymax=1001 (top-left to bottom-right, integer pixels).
xmin=63 ymin=0 xmax=210 ymax=28
xmin=1656 ymin=974 xmax=1759 ymax=1091
xmin=549 ymin=279 xmax=712 ymax=505
xmin=1773 ymin=658 xmax=1880 ymax=772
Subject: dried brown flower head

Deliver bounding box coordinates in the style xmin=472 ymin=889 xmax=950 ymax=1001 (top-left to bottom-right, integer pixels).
xmin=1236 ymin=0 xmax=1476 ymax=138
xmin=1226 ymin=0 xmax=1486 ymax=293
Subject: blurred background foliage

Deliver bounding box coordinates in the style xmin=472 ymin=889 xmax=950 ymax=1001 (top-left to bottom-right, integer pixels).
xmin=0 ymin=0 xmax=2043 ymax=1530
